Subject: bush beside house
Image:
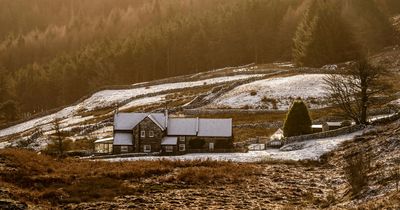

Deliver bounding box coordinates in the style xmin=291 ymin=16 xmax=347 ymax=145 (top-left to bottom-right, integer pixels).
xmin=283 ymin=100 xmax=312 ymax=137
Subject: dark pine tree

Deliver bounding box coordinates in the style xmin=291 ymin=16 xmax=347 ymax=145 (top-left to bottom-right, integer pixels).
xmin=283 ymin=99 xmax=312 ymax=137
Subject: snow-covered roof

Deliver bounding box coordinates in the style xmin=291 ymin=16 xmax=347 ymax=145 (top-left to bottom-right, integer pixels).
xmin=271 ymin=128 xmax=284 ymax=140
xmin=312 ymin=125 xmax=323 ymax=129
xmin=113 ymin=132 xmax=133 ymax=145
xmin=198 ymin=119 xmax=232 ymax=137
xmin=161 ymin=137 xmax=177 ymax=145
xmin=114 ymin=112 xmax=166 ymax=131
xmin=114 ymin=113 xmax=147 ymax=130
xmin=114 ymin=112 xmax=232 ymax=138
xmin=95 ymin=137 xmax=113 ymax=143
xmin=148 ymin=113 xmax=167 ymax=130
xmin=326 ymin=122 xmax=342 ymax=127
xmin=273 ymin=128 xmax=283 ymax=135
xmin=167 ymin=118 xmax=198 ymax=136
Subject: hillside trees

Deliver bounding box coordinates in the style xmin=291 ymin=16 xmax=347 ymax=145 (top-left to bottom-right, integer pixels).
xmin=0 ymin=100 xmax=18 ymax=121
xmin=324 ymin=59 xmax=391 ymax=124
xmin=293 ymin=1 xmax=360 ymax=67
xmin=283 ymin=100 xmax=313 ymax=137
xmin=343 ymin=0 xmax=395 ymax=52
xmin=0 ymin=0 xmax=397 ymax=121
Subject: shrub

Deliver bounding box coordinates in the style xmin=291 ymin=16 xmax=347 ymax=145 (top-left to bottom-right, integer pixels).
xmin=344 ymin=153 xmax=370 ymax=196
xmin=283 ymin=100 xmax=312 ymax=137
xmin=250 ymin=90 xmax=257 ymax=96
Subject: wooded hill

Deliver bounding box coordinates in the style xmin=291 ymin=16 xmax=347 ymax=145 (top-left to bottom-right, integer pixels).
xmin=0 ymin=0 xmax=399 ymax=119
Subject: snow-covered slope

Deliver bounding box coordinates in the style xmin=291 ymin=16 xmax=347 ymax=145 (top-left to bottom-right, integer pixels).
xmin=206 ymin=74 xmax=328 ymax=110
xmin=0 ymin=74 xmax=264 ymax=139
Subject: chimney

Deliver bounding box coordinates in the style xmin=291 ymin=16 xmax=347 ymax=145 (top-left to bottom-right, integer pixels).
xmin=164 ymin=109 xmax=169 ymax=128
xmin=195 ymin=117 xmax=199 ymax=134
xmin=114 ymin=107 xmax=119 ymax=116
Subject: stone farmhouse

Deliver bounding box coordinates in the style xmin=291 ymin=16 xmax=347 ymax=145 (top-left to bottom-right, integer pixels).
xmin=112 ymin=111 xmax=233 ymax=155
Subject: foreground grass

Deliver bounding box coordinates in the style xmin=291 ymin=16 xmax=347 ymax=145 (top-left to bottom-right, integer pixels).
xmin=0 ymin=149 xmax=262 ymax=206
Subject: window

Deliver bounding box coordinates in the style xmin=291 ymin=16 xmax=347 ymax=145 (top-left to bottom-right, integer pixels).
xmin=209 ymin=142 xmax=214 ymax=151
xmin=179 ymin=144 xmax=186 ymax=152
xmin=178 ymin=136 xmax=185 ymax=142
xmin=141 ymin=130 xmax=146 ymax=138
xmin=165 ymin=146 xmax=174 ymax=153
xmin=149 ymin=131 xmax=154 ymax=137
xmin=121 ymin=146 xmax=128 ymax=153
xmin=144 ymin=145 xmax=151 ymax=153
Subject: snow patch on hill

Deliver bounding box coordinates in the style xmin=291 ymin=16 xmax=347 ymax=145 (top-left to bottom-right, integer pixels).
xmin=207 ymin=74 xmax=328 ymax=110
xmin=0 ymin=74 xmax=264 ymax=138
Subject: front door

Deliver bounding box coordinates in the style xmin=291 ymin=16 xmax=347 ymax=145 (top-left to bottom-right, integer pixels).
xmin=209 ymin=142 xmax=214 ymax=151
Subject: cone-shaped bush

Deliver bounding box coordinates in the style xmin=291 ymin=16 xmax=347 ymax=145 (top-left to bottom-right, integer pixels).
xmin=283 ymin=100 xmax=312 ymax=137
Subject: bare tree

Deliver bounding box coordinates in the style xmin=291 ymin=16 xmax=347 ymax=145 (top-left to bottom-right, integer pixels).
xmin=51 ymin=118 xmax=68 ymax=158
xmin=324 ymin=59 xmax=390 ymax=124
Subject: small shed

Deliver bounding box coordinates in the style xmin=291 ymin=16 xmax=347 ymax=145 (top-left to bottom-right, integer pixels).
xmin=326 ymin=122 xmax=343 ymax=130
xmin=270 ymin=128 xmax=284 ymax=141
xmin=94 ymin=137 xmax=113 ymax=154
xmin=268 ymin=128 xmax=284 ymax=148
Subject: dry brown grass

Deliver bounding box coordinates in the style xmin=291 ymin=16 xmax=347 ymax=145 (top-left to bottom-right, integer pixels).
xmin=170 ymin=164 xmax=261 ymax=185
xmin=0 ymin=149 xmax=261 ymax=206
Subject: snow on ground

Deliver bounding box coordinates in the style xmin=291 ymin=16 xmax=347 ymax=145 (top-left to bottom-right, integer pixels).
xmin=81 ymin=74 xmax=265 ymax=111
xmin=0 ymin=74 xmax=264 ymax=138
xmin=389 ymin=98 xmax=400 ymax=106
xmin=119 ymin=94 xmax=167 ymax=110
xmin=273 ymin=62 xmax=295 ymax=68
xmin=106 ymin=130 xmax=363 ymax=162
xmin=207 ymin=74 xmax=328 ymax=110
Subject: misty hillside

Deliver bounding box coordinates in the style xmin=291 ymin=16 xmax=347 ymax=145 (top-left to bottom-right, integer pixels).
xmin=0 ymin=0 xmax=399 ymax=121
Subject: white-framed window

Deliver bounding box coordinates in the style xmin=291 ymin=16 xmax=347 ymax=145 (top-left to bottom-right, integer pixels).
xmin=141 ymin=130 xmax=146 ymax=138
xmin=179 ymin=144 xmax=186 ymax=152
xmin=209 ymin=142 xmax=214 ymax=151
xmin=149 ymin=131 xmax=154 ymax=137
xmin=121 ymin=146 xmax=128 ymax=153
xmin=144 ymin=145 xmax=151 ymax=153
xmin=178 ymin=136 xmax=185 ymax=142
xmin=165 ymin=146 xmax=174 ymax=153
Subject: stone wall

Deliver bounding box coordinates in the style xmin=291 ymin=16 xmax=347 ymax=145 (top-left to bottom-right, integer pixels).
xmin=183 ymin=70 xmax=285 ymax=109
xmin=284 ymin=124 xmax=365 ymax=144
xmin=135 ymin=117 xmax=165 ymax=153
xmin=186 ymin=136 xmax=233 ymax=153
xmin=371 ymin=112 xmax=400 ymax=125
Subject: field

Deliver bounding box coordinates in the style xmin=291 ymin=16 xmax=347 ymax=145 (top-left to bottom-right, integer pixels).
xmin=1 ymin=118 xmax=400 ymax=209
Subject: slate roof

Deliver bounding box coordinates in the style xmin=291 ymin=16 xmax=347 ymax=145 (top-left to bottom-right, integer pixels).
xmin=114 ymin=112 xmax=233 ymax=138
xmin=326 ymin=122 xmax=342 ymax=127
xmin=94 ymin=137 xmax=113 ymax=143
xmin=167 ymin=118 xmax=198 ymax=136
xmin=113 ymin=132 xmax=133 ymax=145
xmin=197 ymin=119 xmax=232 ymax=137
xmin=161 ymin=137 xmax=178 ymax=145
xmin=312 ymin=125 xmax=323 ymax=129
xmin=114 ymin=113 xmax=166 ymax=131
